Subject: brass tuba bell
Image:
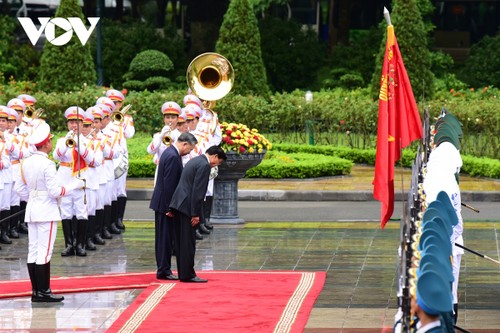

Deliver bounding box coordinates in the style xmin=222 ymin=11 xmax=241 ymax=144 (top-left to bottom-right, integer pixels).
xmin=186 ymin=52 xmax=234 ymax=108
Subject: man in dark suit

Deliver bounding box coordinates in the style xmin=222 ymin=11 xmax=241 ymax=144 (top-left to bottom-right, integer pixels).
xmin=149 ymin=132 xmax=197 ymax=280
xmin=169 ymin=145 xmax=226 ymax=282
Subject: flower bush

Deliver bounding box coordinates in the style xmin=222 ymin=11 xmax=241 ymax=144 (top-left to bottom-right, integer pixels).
xmin=220 ymin=122 xmax=272 ymax=154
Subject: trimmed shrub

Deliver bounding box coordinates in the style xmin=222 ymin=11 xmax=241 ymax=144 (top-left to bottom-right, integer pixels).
xmin=216 ymin=0 xmax=271 ymax=96
xmin=38 ymin=0 xmax=96 ymax=92
xmin=246 ymin=151 xmax=353 ymax=179
xmin=122 ymin=50 xmax=174 ymax=91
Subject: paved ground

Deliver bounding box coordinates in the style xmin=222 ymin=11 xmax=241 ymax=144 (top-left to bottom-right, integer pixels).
xmin=0 ymin=171 xmax=498 ymax=332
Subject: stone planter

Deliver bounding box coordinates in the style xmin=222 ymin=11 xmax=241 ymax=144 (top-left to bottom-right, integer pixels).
xmin=211 ymin=151 xmax=266 ymax=224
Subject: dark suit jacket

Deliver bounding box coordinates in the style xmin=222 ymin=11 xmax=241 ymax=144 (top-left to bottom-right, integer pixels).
xmin=149 ymin=145 xmax=183 ymax=214
xmin=169 ymin=155 xmax=211 ymax=217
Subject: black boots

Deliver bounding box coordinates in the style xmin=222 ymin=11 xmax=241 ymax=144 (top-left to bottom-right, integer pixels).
xmin=102 ymin=205 xmax=114 ymax=239
xmin=30 ymin=262 xmax=64 ymax=302
xmin=27 ymin=262 xmax=37 ymax=299
xmin=18 ymin=201 xmax=28 ymax=234
xmin=0 ymin=210 xmax=12 ymax=244
xmin=94 ymin=209 xmax=106 ymax=244
xmin=109 ymin=201 xmax=121 ymax=234
xmin=86 ymin=216 xmax=97 ymax=250
xmin=74 ymin=220 xmax=87 ymax=256
xmin=61 ymin=219 xmax=74 ymax=256
xmin=9 ymin=206 xmax=20 ymax=239
xmin=116 ymin=196 xmax=127 ymax=230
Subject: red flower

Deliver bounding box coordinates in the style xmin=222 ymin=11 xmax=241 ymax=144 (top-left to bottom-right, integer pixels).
xmin=226 ymin=129 xmax=232 ymax=135
xmin=247 ymin=139 xmax=254 ymax=145
xmin=340 ymin=119 xmax=346 ymax=125
xmin=121 ymin=88 xmax=128 ymax=95
xmin=228 ymin=139 xmax=234 ymax=145
xmin=239 ymin=146 xmax=246 ymax=153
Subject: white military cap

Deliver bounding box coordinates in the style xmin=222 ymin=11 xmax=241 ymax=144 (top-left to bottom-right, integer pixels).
xmin=29 ymin=121 xmax=53 ymax=147
xmin=8 ymin=107 xmax=19 ymax=122
xmin=64 ymin=106 xmax=86 ymax=120
xmin=161 ymin=101 xmax=181 ymax=115
xmin=183 ymin=94 xmax=203 ymax=109
xmin=87 ymin=106 xmax=103 ymax=120
xmin=95 ymin=103 xmax=112 ymax=117
xmin=17 ymin=94 xmax=37 ymax=106
xmin=7 ymin=98 xmax=26 ymax=112
xmin=96 ymin=97 xmax=116 ymax=112
xmin=106 ymin=89 xmax=125 ymax=102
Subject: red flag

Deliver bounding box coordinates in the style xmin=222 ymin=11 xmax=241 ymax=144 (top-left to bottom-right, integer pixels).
xmin=373 ymin=25 xmax=423 ymax=228
xmin=72 ymin=148 xmax=88 ymax=176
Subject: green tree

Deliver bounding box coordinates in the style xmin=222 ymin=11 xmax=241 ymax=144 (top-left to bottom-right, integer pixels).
xmin=38 ymin=0 xmax=97 ymax=92
xmin=459 ymin=34 xmax=500 ymax=88
xmin=216 ymin=0 xmax=270 ymax=96
xmin=371 ymin=0 xmax=434 ymax=100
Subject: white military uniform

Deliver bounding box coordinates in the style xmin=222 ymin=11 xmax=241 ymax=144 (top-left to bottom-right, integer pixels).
xmin=147 ymin=101 xmax=181 ymax=183
xmin=14 ymin=123 xmax=81 ymax=264
xmin=423 ymin=141 xmax=463 ymax=305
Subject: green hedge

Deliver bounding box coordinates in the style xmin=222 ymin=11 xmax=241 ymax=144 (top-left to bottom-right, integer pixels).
xmin=245 ymin=151 xmax=352 ymax=179
xmin=0 ymin=84 xmax=498 ymax=158
xmin=125 ymin=136 xmax=499 ymax=179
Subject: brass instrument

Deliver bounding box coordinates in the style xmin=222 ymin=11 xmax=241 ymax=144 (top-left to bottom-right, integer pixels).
xmin=66 ymin=131 xmax=76 ymax=148
xmin=86 ymin=127 xmax=97 ymax=139
xmin=111 ymin=104 xmax=132 ymax=124
xmin=186 ymin=53 xmax=234 ymax=110
xmin=161 ymin=122 xmax=173 ymax=146
xmin=24 ymin=105 xmax=44 ymax=120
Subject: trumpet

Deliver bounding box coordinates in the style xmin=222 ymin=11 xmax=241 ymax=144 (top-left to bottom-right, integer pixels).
xmin=86 ymin=127 xmax=97 ymax=139
xmin=24 ymin=105 xmax=44 ymax=119
xmin=66 ymin=131 xmax=76 ymax=148
xmin=111 ymin=104 xmax=132 ymax=124
xmin=162 ymin=134 xmax=172 ymax=146
xmin=161 ymin=123 xmax=172 ymax=146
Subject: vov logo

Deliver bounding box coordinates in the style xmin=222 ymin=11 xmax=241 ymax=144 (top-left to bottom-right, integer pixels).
xmin=18 ymin=17 xmax=100 ymax=46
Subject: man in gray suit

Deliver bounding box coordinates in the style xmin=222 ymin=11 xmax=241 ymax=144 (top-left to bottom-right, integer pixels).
xmin=169 ymin=145 xmax=226 ymax=282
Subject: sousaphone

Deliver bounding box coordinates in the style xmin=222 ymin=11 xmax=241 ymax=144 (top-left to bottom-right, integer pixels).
xmin=186 ymin=52 xmax=234 ymax=109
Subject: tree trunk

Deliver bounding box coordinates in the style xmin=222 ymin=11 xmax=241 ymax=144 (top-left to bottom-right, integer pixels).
xmin=156 ymin=0 xmax=167 ymax=28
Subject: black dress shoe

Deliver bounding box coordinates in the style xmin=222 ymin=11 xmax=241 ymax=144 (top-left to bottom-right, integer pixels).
xmin=194 ymin=229 xmax=203 ymax=240
xmin=199 ymin=224 xmax=211 ymax=235
xmin=93 ymin=234 xmax=105 ymax=245
xmin=9 ymin=228 xmax=20 ymax=239
xmin=101 ymin=229 xmax=112 ymax=239
xmin=109 ymin=223 xmax=121 ymax=234
xmin=116 ymin=218 xmax=126 ymax=230
xmin=0 ymin=233 xmax=12 ymax=244
xmin=157 ymin=274 xmax=179 ymax=280
xmin=205 ymin=221 xmax=214 ymax=230
xmin=180 ymin=276 xmax=208 ymax=283
xmin=61 ymin=245 xmax=75 ymax=256
xmin=32 ymin=290 xmax=64 ymax=303
xmin=18 ymin=223 xmax=29 ymax=234
xmin=86 ymin=238 xmax=96 ymax=251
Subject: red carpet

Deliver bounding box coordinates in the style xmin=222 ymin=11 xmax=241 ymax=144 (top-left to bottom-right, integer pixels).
xmin=0 ymin=271 xmax=326 ymax=333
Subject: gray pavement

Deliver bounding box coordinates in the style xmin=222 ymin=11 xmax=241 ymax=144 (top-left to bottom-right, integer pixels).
xmin=125 ymin=200 xmax=498 ymax=222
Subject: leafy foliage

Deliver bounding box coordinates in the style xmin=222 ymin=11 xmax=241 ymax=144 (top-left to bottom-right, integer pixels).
xmin=90 ymin=19 xmax=185 ymax=88
xmin=122 ymin=49 xmax=174 ymax=91
xmin=259 ymin=17 xmax=326 ymax=92
xmin=38 ymin=0 xmax=96 ymax=92
xmin=459 ymin=34 xmax=500 ymax=88
xmin=246 ymin=151 xmax=353 ymax=179
xmin=371 ymin=0 xmax=434 ymax=99
xmin=0 ymin=15 xmax=40 ymax=82
xmin=216 ymin=0 xmax=271 ymax=96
